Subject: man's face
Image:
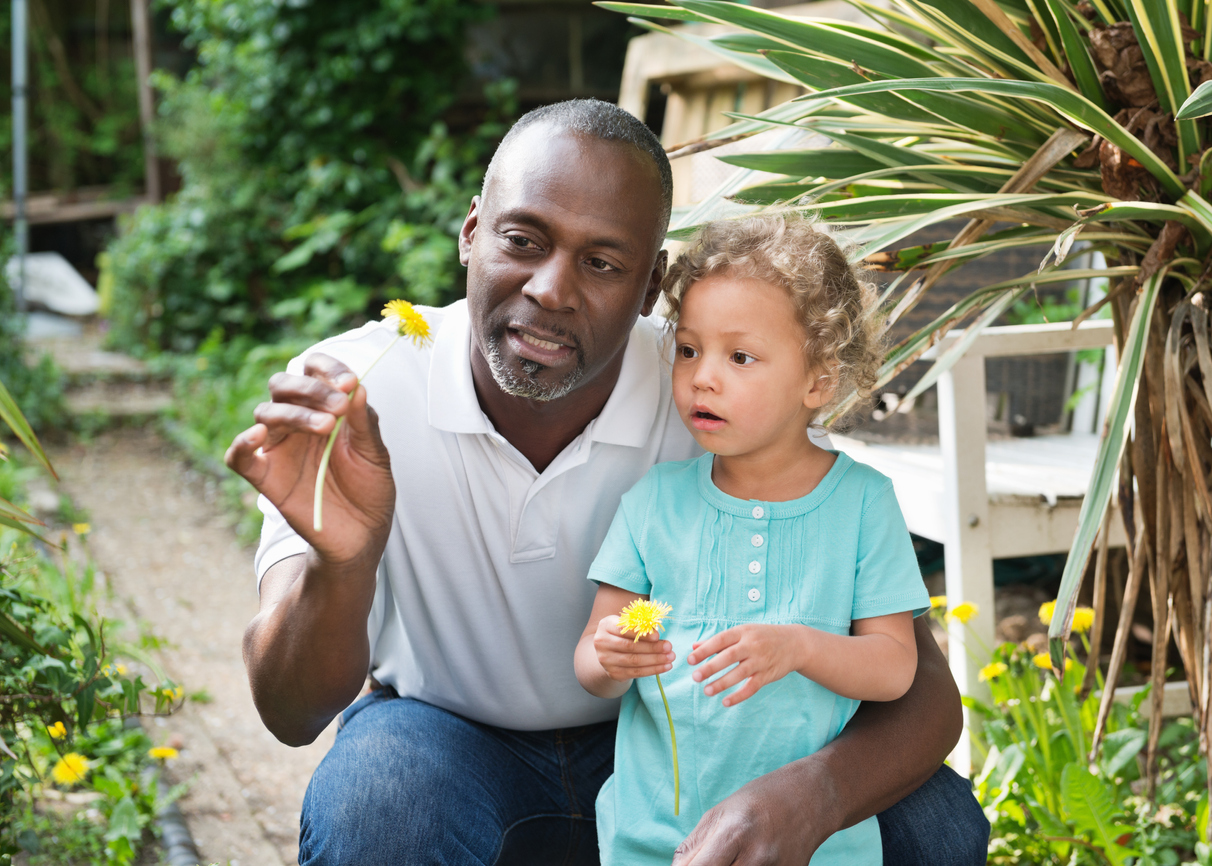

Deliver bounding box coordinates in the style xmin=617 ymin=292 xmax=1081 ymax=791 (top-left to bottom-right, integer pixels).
xmin=460 ymin=126 xmax=666 ymax=402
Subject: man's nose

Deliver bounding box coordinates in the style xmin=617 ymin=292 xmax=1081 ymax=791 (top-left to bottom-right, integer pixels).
xmin=521 ymin=253 xmax=580 ymax=312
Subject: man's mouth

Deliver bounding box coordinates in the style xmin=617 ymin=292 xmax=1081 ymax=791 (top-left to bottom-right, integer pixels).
xmin=520 ymin=332 xmax=564 ymax=352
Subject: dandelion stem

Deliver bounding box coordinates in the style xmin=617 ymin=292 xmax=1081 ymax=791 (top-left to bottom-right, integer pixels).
xmin=312 ymin=334 xmax=400 ymax=532
xmin=655 ymin=672 xmax=679 ymax=816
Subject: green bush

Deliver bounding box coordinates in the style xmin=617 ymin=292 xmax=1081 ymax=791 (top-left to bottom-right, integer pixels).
xmin=0 ymin=235 xmax=66 ymax=433
xmin=104 ymin=0 xmax=512 ymax=354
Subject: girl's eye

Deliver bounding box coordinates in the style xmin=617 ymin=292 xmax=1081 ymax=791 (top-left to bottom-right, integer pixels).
xmin=678 ymin=345 xmax=699 ymax=360
xmin=732 ymin=351 xmax=755 ymax=366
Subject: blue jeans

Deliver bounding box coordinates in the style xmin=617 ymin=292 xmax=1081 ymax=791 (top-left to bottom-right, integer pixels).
xmin=299 ymin=689 xmax=989 ymax=865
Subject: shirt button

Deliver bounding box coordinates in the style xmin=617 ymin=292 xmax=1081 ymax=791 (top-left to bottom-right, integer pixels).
xmin=751 ymin=534 xmax=764 ymax=547
xmin=752 ymin=506 xmax=764 ymax=519
xmin=748 ymin=588 xmax=761 ymax=602
xmin=748 ymin=561 xmax=761 ymax=574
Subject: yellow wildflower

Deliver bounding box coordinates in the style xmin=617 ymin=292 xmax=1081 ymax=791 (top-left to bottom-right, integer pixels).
xmin=1071 ymin=607 xmax=1095 ymax=634
xmin=946 ymin=601 xmax=978 ymax=624
xmin=979 ymin=662 xmax=1008 ymax=682
xmin=51 ymin=753 xmax=89 ymax=786
xmin=929 ymin=595 xmax=948 ymax=610
xmin=46 ymin=722 xmax=66 ymax=740
xmin=617 ymin=599 xmax=673 ymax=642
xmin=1033 ymin=653 xmax=1073 ymax=671
xmin=382 ymin=300 xmax=432 ymax=347
xmin=159 ymin=686 xmax=184 ymax=702
xmin=72 ymin=523 xmax=90 ymax=536
xmin=1039 ymin=600 xmax=1056 ymax=625
xmin=149 ymin=746 xmax=179 ymax=760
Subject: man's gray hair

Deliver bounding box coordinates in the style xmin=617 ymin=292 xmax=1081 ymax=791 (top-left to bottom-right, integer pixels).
xmin=482 ymin=98 xmax=673 ymax=238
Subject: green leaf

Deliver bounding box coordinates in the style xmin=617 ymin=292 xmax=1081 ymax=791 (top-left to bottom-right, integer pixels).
xmin=1042 ymin=0 xmax=1109 ymax=111
xmin=1060 ymin=764 xmax=1137 ymax=866
xmin=0 ymin=608 xmax=49 ymax=655
xmin=0 ymin=496 xmax=45 ymax=526
xmin=1123 ymin=0 xmax=1199 ymax=165
xmin=673 ymin=0 xmax=941 ymax=79
xmin=1099 ymin=727 xmax=1146 ymax=777
xmin=592 ymin=2 xmax=713 ymax=22
xmin=1177 ymin=79 xmax=1212 ymax=119
xmin=715 ymin=149 xmax=885 ymax=177
xmin=1049 ymin=268 xmax=1163 ymax=652
xmin=1078 ymin=200 xmax=1212 ymax=253
xmin=760 ymin=52 xmax=942 ymax=125
xmin=0 ymin=377 xmax=56 ymax=480
xmin=791 ymin=77 xmax=1186 ymax=199
xmin=104 ymin=795 xmax=143 ymax=844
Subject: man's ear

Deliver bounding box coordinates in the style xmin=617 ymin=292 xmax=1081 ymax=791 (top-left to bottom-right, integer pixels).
xmin=640 ymin=249 xmax=668 ymax=317
xmin=458 ymin=196 xmax=481 ymax=267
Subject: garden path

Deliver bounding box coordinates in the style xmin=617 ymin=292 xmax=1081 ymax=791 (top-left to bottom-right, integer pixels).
xmin=48 ymin=428 xmax=336 ymax=866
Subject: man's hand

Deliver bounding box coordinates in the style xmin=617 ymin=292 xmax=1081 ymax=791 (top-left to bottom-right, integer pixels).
xmin=224 ymin=352 xmax=396 ymax=566
xmin=687 ymin=625 xmax=803 ymax=707
xmin=594 ymin=615 xmax=674 ymax=682
xmin=673 ymin=758 xmax=835 ymax=866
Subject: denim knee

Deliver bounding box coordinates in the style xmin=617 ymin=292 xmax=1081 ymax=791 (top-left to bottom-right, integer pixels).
xmin=877 ymin=764 xmax=989 ymax=866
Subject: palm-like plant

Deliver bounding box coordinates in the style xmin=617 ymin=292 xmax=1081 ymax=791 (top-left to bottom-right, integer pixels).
xmin=602 ymin=0 xmax=1212 ymax=790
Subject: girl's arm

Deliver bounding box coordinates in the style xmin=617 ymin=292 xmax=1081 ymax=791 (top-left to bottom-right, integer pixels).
xmin=575 ymin=582 xmax=677 ymax=700
xmin=687 ymin=612 xmax=917 ymax=705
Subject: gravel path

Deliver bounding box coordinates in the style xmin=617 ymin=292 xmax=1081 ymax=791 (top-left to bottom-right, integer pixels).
xmin=49 ymin=429 xmax=336 ymax=866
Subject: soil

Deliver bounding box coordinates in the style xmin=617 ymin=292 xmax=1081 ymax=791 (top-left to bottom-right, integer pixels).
xmin=47 ymin=429 xmax=337 ymax=866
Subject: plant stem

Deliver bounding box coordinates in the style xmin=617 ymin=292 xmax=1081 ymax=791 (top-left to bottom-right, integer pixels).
xmin=312 ymin=334 xmax=400 ymax=532
xmin=655 ymin=672 xmax=679 ymax=816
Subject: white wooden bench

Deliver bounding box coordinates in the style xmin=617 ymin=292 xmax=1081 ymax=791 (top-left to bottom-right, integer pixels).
xmin=832 ymin=318 xmax=1124 ymax=770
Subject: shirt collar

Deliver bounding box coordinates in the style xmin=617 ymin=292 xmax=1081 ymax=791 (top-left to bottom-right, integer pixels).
xmin=427 ymin=299 xmax=662 ymax=449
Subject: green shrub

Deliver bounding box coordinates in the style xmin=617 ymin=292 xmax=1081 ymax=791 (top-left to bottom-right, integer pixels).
xmin=104 ymin=0 xmax=512 ymax=354
xmin=0 ymin=234 xmax=66 ymax=433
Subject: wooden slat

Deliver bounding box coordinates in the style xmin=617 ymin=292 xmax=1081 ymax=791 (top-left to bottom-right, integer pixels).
xmin=921 ymin=319 xmax=1116 ymax=360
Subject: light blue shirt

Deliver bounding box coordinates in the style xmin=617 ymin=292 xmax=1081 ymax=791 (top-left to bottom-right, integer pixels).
xmin=588 ymin=451 xmax=930 ymax=865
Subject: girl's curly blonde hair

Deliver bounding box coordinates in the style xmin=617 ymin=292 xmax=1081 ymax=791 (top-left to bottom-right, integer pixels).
xmin=662 ymin=212 xmax=883 ymax=428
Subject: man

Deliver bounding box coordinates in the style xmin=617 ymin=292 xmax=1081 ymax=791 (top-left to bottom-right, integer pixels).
xmin=226 ymin=99 xmax=989 ymax=865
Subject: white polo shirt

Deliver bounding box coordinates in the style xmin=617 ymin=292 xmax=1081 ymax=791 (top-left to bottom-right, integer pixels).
xmin=254 ymin=299 xmax=701 ymax=730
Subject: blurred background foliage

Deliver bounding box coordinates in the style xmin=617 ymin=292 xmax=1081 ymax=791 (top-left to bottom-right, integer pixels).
xmin=103 ymin=0 xmax=516 ymax=355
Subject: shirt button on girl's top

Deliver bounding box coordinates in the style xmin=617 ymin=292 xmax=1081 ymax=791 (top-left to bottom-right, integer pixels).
xmin=751 ymin=506 xmax=764 ymax=519
xmin=751 ymin=534 xmax=764 ymax=547
xmin=748 ymin=588 xmax=761 ymax=602
xmin=748 ymin=561 xmax=761 ymax=574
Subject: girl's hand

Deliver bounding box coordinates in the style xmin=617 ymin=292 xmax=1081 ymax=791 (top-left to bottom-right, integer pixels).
xmin=594 ymin=615 xmax=675 ymax=682
xmin=688 ymin=624 xmax=806 ymax=707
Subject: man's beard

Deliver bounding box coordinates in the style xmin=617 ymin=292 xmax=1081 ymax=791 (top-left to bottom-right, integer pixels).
xmin=484 ymin=328 xmax=586 ymax=402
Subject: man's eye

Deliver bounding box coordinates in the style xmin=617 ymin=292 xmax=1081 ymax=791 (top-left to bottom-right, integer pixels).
xmin=678 ymin=345 xmax=698 ymax=359
xmin=732 ymin=352 xmax=755 ymax=366
xmin=508 ymin=236 xmax=538 ymax=250
xmin=587 ymin=257 xmax=616 ymax=272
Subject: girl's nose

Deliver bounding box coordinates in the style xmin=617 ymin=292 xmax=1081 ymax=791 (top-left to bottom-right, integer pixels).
xmin=691 ymin=356 xmax=721 ymax=391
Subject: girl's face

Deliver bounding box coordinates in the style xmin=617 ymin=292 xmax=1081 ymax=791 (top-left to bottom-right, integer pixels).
xmin=672 ymin=272 xmax=831 ymax=460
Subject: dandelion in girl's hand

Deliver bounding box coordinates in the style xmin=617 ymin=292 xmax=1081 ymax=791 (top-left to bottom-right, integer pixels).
xmin=946 ymin=601 xmax=978 ymax=624
xmin=46 ymin=721 xmax=66 ymax=739
xmin=51 ymin=753 xmax=89 ymax=785
xmin=149 ymin=746 xmax=179 ymax=760
xmin=979 ymin=662 xmax=1008 ymax=682
xmin=617 ymin=599 xmax=673 ymax=642
xmin=616 ymin=598 xmax=680 ymax=814
xmin=314 ymin=300 xmax=432 ymax=531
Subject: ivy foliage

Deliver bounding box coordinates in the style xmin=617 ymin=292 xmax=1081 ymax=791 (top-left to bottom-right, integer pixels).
xmin=104 ymin=0 xmax=513 ymax=354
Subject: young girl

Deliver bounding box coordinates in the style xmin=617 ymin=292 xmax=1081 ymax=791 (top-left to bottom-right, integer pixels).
xmin=574 ymin=213 xmax=930 ymax=864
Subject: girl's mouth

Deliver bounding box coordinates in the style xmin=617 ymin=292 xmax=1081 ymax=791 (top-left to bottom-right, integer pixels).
xmin=690 ymin=410 xmax=726 ymax=432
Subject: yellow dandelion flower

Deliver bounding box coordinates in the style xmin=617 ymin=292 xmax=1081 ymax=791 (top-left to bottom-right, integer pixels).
xmin=382 ymin=300 xmax=432 ymax=347
xmin=1033 ymin=653 xmax=1072 ymax=671
xmin=159 ymin=686 xmax=184 ymax=701
xmin=46 ymin=722 xmax=66 ymax=739
xmin=149 ymin=746 xmax=179 ymax=760
xmin=51 ymin=752 xmax=89 ymax=786
xmin=617 ymin=599 xmax=673 ymax=642
xmin=946 ymin=601 xmax=978 ymax=624
xmin=929 ymin=595 xmax=948 ymax=610
xmin=979 ymin=662 xmax=1008 ymax=682
xmin=72 ymin=523 xmax=91 ymax=536
xmin=1038 ymin=600 xmax=1056 ymax=626
xmin=1071 ymin=607 xmax=1095 ymax=634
